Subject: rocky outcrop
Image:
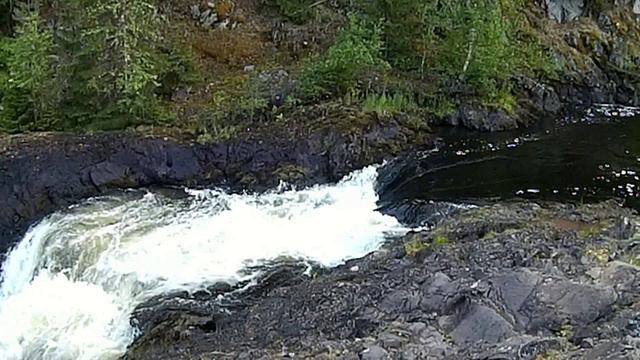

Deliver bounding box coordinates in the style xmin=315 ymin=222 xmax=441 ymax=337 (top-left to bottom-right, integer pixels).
xmin=0 ymin=112 xmax=430 ymax=257
xmin=537 ymin=2 xmax=640 ymax=108
xmin=546 ymin=0 xmax=584 ymax=23
xmin=124 ymin=200 xmax=640 ymax=359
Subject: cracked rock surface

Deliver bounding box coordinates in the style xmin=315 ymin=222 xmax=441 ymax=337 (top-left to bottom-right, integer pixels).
xmin=125 ymin=200 xmax=640 ymax=359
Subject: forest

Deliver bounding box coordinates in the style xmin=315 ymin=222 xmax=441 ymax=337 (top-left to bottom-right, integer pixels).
xmin=0 ymin=0 xmax=556 ymax=136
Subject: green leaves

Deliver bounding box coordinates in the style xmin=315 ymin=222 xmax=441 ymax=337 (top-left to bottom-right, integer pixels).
xmin=299 ymin=15 xmax=389 ymax=100
xmin=0 ymin=0 xmax=169 ymax=132
xmin=355 ymin=0 xmax=556 ymax=110
xmin=75 ymin=0 xmax=163 ymax=125
xmin=0 ymin=3 xmax=60 ymax=132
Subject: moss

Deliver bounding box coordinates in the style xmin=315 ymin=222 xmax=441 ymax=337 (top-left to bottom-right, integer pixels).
xmin=624 ymin=256 xmax=640 ymax=267
xmin=272 ymin=164 xmax=307 ymax=182
xmin=558 ymin=323 xmax=574 ymax=339
xmin=433 ymin=232 xmax=449 ymax=246
xmin=586 ymin=245 xmax=610 ymax=264
xmin=403 ymin=229 xmax=450 ymax=257
xmin=536 ymin=350 xmax=563 ymax=360
xmin=404 ymin=233 xmax=428 ymax=257
xmin=481 ymin=230 xmax=498 ymax=240
xmin=577 ymin=224 xmax=602 ymax=239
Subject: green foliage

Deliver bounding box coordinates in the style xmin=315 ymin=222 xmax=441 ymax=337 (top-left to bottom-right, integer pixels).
xmin=356 ymin=0 xmax=426 ymax=68
xmin=0 ymin=3 xmax=61 ymax=132
xmin=192 ymin=88 xmax=268 ymax=143
xmin=403 ymin=230 xmax=449 ymax=257
xmin=65 ymin=0 xmax=164 ymax=128
xmin=424 ymin=95 xmax=457 ymax=118
xmin=156 ymin=45 xmax=202 ymax=99
xmin=558 ymin=323 xmax=574 ymax=339
xmin=404 ymin=237 xmax=428 ymax=257
xmin=362 ymin=92 xmax=415 ymax=115
xmin=433 ymin=232 xmax=450 ymax=246
xmin=261 ymin=0 xmax=316 ymax=24
xmin=0 ymin=0 xmax=176 ymax=132
xmin=486 ymin=85 xmax=517 ymax=114
xmin=0 ymin=37 xmax=10 ymax=92
xmin=355 ymin=0 xmax=557 ymax=111
xmin=299 ymin=15 xmax=389 ymax=101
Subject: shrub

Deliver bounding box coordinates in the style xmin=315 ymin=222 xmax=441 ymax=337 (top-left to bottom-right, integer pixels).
xmin=0 ymin=0 xmax=172 ymax=132
xmin=0 ymin=0 xmax=11 ymax=34
xmin=298 ymin=15 xmax=389 ymax=101
xmin=356 ymin=0 xmax=426 ymax=69
xmin=261 ymin=0 xmax=317 ymax=24
xmin=156 ymin=45 xmax=202 ymax=99
xmin=356 ymin=0 xmax=557 ymax=109
xmin=71 ymin=0 xmax=164 ymax=128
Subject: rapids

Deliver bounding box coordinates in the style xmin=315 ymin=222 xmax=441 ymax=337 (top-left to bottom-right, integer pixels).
xmin=0 ymin=166 xmax=408 ymax=360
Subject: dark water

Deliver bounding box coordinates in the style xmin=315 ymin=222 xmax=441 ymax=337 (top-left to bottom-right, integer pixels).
xmin=380 ymin=105 xmax=640 ymax=209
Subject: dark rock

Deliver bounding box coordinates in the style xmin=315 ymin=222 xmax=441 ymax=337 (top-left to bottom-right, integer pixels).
xmin=420 ymin=272 xmax=462 ymax=314
xmin=255 ymin=69 xmax=295 ymax=107
xmin=525 ymin=278 xmax=617 ymax=332
xmin=568 ymin=340 xmax=640 ymax=360
xmin=449 ymin=303 xmax=517 ymax=346
xmin=0 ymin=114 xmax=430 ymax=257
xmin=470 ymin=335 xmax=562 ymax=360
xmin=598 ymin=261 xmax=640 ymax=305
xmin=376 ymin=199 xmax=464 ymax=228
xmin=360 ymin=345 xmax=389 ymax=360
xmin=123 ymin=201 xmax=640 ymax=359
xmin=442 ymin=106 xmax=520 ymax=132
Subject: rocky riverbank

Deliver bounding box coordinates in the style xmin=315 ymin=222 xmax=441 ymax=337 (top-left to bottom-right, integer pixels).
xmin=0 ymin=111 xmax=430 ymax=257
xmin=2 ymin=0 xmax=640 ymax=254
xmin=0 ymin=2 xmax=640 ymax=360
xmin=124 ymin=199 xmax=640 ymax=359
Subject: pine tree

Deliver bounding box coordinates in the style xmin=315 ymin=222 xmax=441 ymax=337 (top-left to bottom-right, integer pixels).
xmin=0 ymin=0 xmax=61 ymax=132
xmin=65 ymin=0 xmax=164 ymax=129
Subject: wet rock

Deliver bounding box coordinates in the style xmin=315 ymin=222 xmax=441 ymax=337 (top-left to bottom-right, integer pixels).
xmin=0 ymin=113 xmax=430 ymax=256
xmin=376 ymin=199 xmax=465 ymax=227
xmin=442 ymin=106 xmax=520 ymax=132
xmin=123 ymin=201 xmax=640 ymax=359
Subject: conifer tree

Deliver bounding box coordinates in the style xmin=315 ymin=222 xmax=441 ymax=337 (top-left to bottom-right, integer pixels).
xmin=0 ymin=0 xmax=60 ymax=132
xmin=63 ymin=0 xmax=164 ymax=128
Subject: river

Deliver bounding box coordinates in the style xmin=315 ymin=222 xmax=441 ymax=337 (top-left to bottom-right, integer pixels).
xmin=0 ymin=104 xmax=639 ymax=359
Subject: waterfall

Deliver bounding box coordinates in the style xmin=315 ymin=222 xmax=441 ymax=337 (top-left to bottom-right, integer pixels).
xmin=0 ymin=165 xmax=409 ymax=360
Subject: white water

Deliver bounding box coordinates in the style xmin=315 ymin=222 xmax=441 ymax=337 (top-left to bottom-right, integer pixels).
xmin=0 ymin=166 xmax=409 ymax=360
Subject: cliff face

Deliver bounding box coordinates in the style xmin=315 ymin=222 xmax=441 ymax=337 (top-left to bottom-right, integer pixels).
xmin=539 ymin=1 xmax=640 ymax=106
